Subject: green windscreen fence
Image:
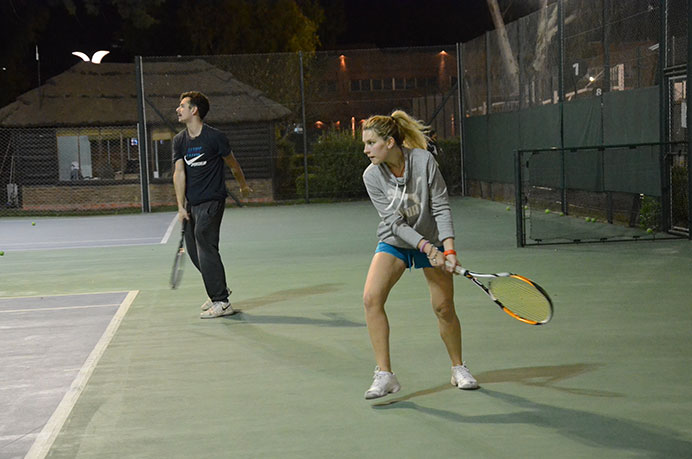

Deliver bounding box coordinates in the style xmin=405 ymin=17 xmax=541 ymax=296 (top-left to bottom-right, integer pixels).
xmin=464 ymin=87 xmax=661 ymax=187
xmin=515 ymin=142 xmax=688 ymax=246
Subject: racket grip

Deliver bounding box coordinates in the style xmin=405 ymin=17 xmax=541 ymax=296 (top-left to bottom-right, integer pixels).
xmin=445 ymin=261 xmax=466 ymax=275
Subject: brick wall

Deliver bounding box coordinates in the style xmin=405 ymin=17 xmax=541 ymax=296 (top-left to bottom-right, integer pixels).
xmin=21 ymin=179 xmax=273 ymax=211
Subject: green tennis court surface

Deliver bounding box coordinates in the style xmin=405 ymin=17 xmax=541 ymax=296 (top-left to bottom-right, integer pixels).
xmin=1 ymin=197 xmax=690 ymax=458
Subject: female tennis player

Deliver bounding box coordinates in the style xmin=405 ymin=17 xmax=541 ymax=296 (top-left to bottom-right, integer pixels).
xmin=361 ymin=110 xmax=478 ymax=399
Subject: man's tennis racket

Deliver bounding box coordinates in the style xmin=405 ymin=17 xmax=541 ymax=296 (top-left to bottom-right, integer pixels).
xmin=449 ymin=263 xmax=553 ymax=325
xmin=170 ymin=221 xmax=186 ymax=289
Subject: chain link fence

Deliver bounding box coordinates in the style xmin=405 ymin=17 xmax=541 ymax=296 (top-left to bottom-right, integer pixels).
xmin=462 ymin=0 xmax=690 ymax=241
xmin=0 ymin=0 xmax=688 ymax=232
xmin=462 ymin=0 xmax=661 ymax=117
xmin=0 ymin=126 xmax=143 ymax=214
xmin=0 ymin=46 xmax=462 ymax=216
xmin=138 ymin=47 xmax=462 ymax=206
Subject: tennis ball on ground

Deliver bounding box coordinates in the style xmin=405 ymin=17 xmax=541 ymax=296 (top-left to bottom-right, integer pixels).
xmin=545 ymin=208 xmax=551 ymax=214
xmin=524 ymin=205 xmax=528 ymax=210
xmin=559 ymin=212 xmax=564 ymax=216
xmin=584 ymin=217 xmax=590 ymax=221
xmin=0 ymin=251 xmax=4 ymax=256
xmin=506 ymin=206 xmax=511 ymax=211
xmin=31 ymin=222 xmax=36 ymax=226
xmin=646 ymin=228 xmax=653 ymax=234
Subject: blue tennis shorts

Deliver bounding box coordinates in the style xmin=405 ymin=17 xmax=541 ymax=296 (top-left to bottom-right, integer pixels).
xmin=375 ymin=241 xmax=441 ymax=269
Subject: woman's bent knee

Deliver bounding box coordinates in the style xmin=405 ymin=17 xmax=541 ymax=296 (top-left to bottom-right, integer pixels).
xmin=432 ymin=301 xmax=455 ymax=319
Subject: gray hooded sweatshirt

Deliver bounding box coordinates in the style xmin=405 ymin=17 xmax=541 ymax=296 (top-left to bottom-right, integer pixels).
xmin=362 ymin=147 xmax=454 ymax=249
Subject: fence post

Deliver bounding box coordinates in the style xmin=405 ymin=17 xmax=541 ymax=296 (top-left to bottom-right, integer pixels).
xmin=456 ymin=42 xmax=466 ymax=196
xmin=558 ymin=0 xmax=567 ymax=214
xmin=134 ymin=56 xmax=151 ymax=213
xmin=514 ymin=150 xmax=524 ymax=247
xmin=688 ymin=0 xmax=692 ymax=238
xmin=299 ymin=51 xmax=309 ymax=203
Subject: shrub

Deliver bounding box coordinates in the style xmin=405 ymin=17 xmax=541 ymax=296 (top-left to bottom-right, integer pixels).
xmin=294 ymin=130 xmax=463 ymax=200
xmin=273 ymin=137 xmax=300 ymax=200
xmin=436 ymin=138 xmax=462 ymax=195
xmin=671 ymin=164 xmax=688 ymax=227
xmin=296 ymin=130 xmax=369 ymax=199
xmin=639 ymin=195 xmax=661 ymax=231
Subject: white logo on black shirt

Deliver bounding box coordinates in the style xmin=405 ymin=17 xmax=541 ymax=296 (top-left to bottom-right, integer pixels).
xmin=185 ymin=153 xmax=207 ymax=167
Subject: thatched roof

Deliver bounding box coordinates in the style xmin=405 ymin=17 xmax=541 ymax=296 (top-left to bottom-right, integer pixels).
xmin=0 ymin=59 xmax=291 ymax=127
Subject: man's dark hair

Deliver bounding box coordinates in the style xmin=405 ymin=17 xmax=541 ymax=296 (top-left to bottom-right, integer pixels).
xmin=180 ymin=91 xmax=210 ymax=119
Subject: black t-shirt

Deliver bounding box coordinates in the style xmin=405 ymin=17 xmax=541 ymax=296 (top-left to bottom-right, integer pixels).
xmin=172 ymin=124 xmax=231 ymax=206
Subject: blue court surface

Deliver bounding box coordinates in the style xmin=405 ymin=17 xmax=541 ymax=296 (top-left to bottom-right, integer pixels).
xmin=0 ymin=292 xmax=137 ymax=459
xmin=0 ymin=213 xmax=177 ymax=252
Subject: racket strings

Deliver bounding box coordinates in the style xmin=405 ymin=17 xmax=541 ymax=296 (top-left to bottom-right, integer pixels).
xmin=488 ymin=276 xmax=552 ymax=323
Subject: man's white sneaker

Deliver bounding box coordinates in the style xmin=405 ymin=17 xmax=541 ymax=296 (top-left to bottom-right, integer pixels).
xmin=451 ymin=363 xmax=479 ymax=390
xmin=201 ymin=288 xmax=232 ymax=311
xmin=200 ymin=301 xmax=235 ymax=319
xmin=364 ymin=367 xmax=401 ymax=399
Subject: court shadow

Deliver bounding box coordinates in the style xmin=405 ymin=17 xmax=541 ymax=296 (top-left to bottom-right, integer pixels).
xmin=476 ymin=363 xmax=621 ymax=398
xmin=230 ymin=283 xmax=344 ymax=312
xmin=372 ymin=363 xmax=619 ymax=407
xmin=225 ymin=311 xmax=363 ymax=328
xmin=371 ymin=384 xmax=453 ymax=407
xmin=377 ymin=390 xmax=692 ymax=458
xmin=217 ymin=283 xmax=363 ymax=328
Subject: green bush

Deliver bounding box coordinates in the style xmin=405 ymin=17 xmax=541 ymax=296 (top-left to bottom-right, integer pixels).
xmin=273 ymin=137 xmax=300 ymax=200
xmin=639 ymin=195 xmax=661 ymax=231
xmin=294 ymin=131 xmax=463 ymax=200
xmin=671 ymin=164 xmax=688 ymax=227
xmin=296 ymin=130 xmax=369 ymax=199
xmin=436 ymin=138 xmax=462 ymax=195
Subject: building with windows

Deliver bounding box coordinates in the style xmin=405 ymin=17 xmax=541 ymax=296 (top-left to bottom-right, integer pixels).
xmin=0 ymin=60 xmax=290 ymax=210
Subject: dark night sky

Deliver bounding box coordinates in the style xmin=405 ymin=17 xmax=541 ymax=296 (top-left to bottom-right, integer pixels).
xmin=0 ymin=0 xmax=502 ymax=106
xmin=333 ymin=0 xmax=493 ymax=48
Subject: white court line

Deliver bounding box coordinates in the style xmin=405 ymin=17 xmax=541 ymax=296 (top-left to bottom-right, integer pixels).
xmin=6 ymin=237 xmax=160 ymax=248
xmin=24 ymin=290 xmax=139 ymax=459
xmin=5 ymin=241 xmax=161 ymax=253
xmin=0 ymin=291 xmax=134 ymax=300
xmin=0 ymin=303 xmax=121 ymax=314
xmin=161 ymin=214 xmax=179 ymax=244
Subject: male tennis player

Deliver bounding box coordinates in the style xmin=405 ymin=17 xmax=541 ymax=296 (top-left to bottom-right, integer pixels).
xmin=173 ymin=91 xmax=252 ymax=318
xmin=360 ymin=110 xmax=478 ymax=399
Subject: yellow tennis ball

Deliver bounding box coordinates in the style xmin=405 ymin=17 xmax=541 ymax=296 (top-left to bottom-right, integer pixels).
xmin=32 ymin=222 xmax=36 ymax=226
xmin=0 ymin=251 xmax=4 ymax=256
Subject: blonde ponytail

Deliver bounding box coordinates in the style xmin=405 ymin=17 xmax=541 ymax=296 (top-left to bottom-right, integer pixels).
xmin=363 ymin=110 xmax=430 ymax=150
xmin=390 ymin=110 xmax=429 ymax=150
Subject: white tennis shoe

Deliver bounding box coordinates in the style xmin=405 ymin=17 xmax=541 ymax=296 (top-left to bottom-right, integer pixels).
xmin=451 ymin=363 xmax=479 ymax=390
xmin=200 ymin=301 xmax=235 ymax=319
xmin=365 ymin=367 xmax=401 ymax=399
xmin=201 ymin=288 xmax=232 ymax=311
